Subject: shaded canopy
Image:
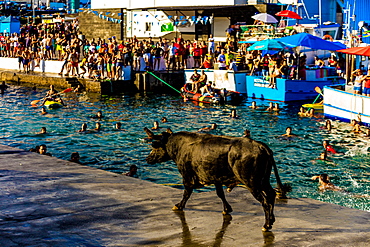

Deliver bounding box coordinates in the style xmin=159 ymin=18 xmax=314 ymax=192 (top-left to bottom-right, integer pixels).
xmin=252 ymin=13 xmax=278 ymax=24
xmin=275 ymin=10 xmax=302 ymax=20
xmin=247 ymin=39 xmax=286 ymax=51
xmin=337 ymin=46 xmax=370 ymax=56
xmin=277 ymin=33 xmax=346 ymax=50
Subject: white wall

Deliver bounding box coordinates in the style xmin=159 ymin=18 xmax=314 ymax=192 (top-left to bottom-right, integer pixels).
xmin=126 ymin=10 xmax=172 ymax=38
xmin=92 ymin=0 xmax=241 ymax=9
xmin=213 ymin=17 xmax=230 ymax=42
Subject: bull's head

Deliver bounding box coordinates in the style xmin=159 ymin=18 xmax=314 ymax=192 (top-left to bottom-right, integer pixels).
xmin=145 ymin=128 xmax=172 ymax=164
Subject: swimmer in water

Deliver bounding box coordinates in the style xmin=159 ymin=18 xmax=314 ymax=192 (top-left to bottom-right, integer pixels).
xmin=322 ymin=140 xmax=344 ymax=154
xmin=298 ymin=107 xmax=306 ymax=117
xmin=41 ymin=107 xmax=48 ymax=115
xmin=266 ymin=102 xmax=274 ymax=111
xmin=316 ymin=151 xmax=330 ymax=161
xmin=95 ymin=111 xmax=104 ymax=119
xmin=198 ymin=123 xmax=217 ymax=132
xmin=38 ymin=127 xmax=47 ymax=134
xmin=229 ymin=109 xmax=238 ymax=118
xmin=94 ymin=122 xmax=101 ymax=131
xmin=273 ymin=103 xmax=280 ymax=111
xmin=152 ymin=121 xmax=160 ymax=130
xmin=364 ymin=128 xmax=370 ymax=137
xmin=311 ymin=173 xmax=342 ymax=192
xmin=353 ymin=123 xmax=362 ymax=133
xmin=70 ymin=152 xmax=82 ymax=164
xmin=124 ymin=164 xmax=138 ymax=177
xmin=38 ymin=144 xmax=52 ymax=156
xmin=306 ymin=108 xmax=315 ymax=117
xmin=161 ymin=117 xmax=168 ymax=123
xmin=243 ymin=129 xmax=251 ymax=138
xmin=249 ymin=101 xmax=258 ymax=109
xmin=349 ymin=119 xmax=358 ymax=126
xmin=115 ymin=122 xmax=122 ymax=130
xmin=78 ymin=123 xmax=88 ymax=132
xmin=325 ymin=119 xmax=332 ymax=131
xmin=281 ymin=127 xmax=298 ymax=137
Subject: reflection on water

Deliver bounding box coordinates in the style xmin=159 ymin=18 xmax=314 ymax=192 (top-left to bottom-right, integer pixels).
xmin=0 ymin=85 xmax=369 ymax=211
xmin=174 ymin=211 xmax=232 ymax=247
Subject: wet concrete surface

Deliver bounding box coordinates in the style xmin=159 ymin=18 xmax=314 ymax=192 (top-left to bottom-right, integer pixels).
xmin=0 ymin=144 xmax=369 ymax=246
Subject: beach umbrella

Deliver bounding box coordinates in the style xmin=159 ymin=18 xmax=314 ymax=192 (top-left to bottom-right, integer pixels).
xmin=275 ymin=10 xmax=302 ymax=20
xmin=337 ymin=46 xmax=370 ymax=56
xmin=252 ymin=13 xmax=278 ymax=24
xmin=276 ymin=32 xmax=346 ymax=50
xmin=247 ymin=39 xmax=286 ymax=51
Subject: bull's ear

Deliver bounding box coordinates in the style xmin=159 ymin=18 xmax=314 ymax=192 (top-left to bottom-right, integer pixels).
xmin=152 ymin=141 xmax=162 ymax=148
xmin=166 ymin=128 xmax=173 ymax=134
xmin=144 ymin=127 xmax=154 ymax=138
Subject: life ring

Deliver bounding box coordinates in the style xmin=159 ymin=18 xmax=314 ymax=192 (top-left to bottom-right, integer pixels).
xmin=323 ymin=34 xmax=333 ymax=42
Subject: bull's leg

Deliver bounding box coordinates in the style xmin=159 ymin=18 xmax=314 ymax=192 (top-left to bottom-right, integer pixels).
xmin=251 ymin=186 xmax=276 ymax=232
xmin=173 ymin=185 xmax=193 ymax=211
xmin=215 ymin=183 xmax=233 ymax=215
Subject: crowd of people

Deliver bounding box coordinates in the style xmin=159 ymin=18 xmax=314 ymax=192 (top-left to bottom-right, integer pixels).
xmin=0 ymin=18 xmax=348 ymax=84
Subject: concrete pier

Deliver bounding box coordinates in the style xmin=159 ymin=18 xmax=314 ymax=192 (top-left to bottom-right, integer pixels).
xmin=0 ymin=144 xmax=369 ymax=246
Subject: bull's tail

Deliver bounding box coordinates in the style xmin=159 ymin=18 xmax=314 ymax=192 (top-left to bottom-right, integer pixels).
xmin=271 ymin=158 xmax=291 ymax=199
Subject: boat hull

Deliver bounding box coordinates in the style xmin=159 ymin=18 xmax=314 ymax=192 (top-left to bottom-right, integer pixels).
xmin=44 ymin=101 xmax=63 ymax=109
xmin=246 ymin=76 xmax=345 ymax=102
xmin=323 ymin=86 xmax=370 ymax=126
xmin=181 ymin=85 xmax=244 ymax=104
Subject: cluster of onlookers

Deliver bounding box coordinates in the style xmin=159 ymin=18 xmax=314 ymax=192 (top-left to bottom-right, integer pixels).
xmin=0 ymin=19 xmax=346 ymax=82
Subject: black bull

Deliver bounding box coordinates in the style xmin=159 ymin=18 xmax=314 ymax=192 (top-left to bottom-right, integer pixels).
xmin=145 ymin=130 xmax=290 ymax=231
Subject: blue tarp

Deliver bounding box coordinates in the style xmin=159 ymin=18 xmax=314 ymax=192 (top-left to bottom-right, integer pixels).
xmin=276 ymin=32 xmax=346 ymax=51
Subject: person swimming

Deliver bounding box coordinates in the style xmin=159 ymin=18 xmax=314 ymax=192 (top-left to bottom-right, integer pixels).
xmin=273 ymin=103 xmax=280 ymax=111
xmin=38 ymin=144 xmax=52 ymax=156
xmin=78 ymin=123 xmax=88 ymax=132
xmin=353 ymin=123 xmax=362 ymax=133
xmin=38 ymin=127 xmax=47 ymax=134
xmin=198 ymin=123 xmax=217 ymax=132
xmin=92 ymin=111 xmax=104 ymax=119
xmin=152 ymin=121 xmax=161 ymax=130
xmin=124 ymin=164 xmax=138 ymax=177
xmin=94 ymin=122 xmax=101 ymax=131
xmin=322 ymin=140 xmax=343 ymax=154
xmin=311 ymin=173 xmax=342 ymax=192
xmin=229 ymin=109 xmax=238 ymax=118
xmin=364 ymin=128 xmax=370 ymax=137
xmin=249 ymin=101 xmax=258 ymax=109
xmin=161 ymin=117 xmax=168 ymax=123
xmin=243 ymin=129 xmax=251 ymax=138
xmin=281 ymin=127 xmax=298 ymax=137
xmin=70 ymin=152 xmax=82 ymax=164
xmin=266 ymin=102 xmax=274 ymax=111
xmin=298 ymin=107 xmax=306 ymax=117
xmin=41 ymin=107 xmax=48 ymax=115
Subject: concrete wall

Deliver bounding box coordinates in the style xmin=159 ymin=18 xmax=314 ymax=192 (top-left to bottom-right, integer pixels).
xmin=0 ymin=57 xmax=64 ymax=74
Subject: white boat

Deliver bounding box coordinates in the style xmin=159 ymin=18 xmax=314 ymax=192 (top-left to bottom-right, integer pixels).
xmin=323 ymin=86 xmax=370 ymax=126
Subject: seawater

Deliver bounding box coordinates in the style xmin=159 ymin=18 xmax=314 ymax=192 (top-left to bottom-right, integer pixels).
xmin=1 ymin=85 xmax=369 ymax=211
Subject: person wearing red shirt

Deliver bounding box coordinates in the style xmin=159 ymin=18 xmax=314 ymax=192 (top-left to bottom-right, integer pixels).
xmin=322 ymin=140 xmax=337 ymax=154
xmin=361 ymin=72 xmax=370 ymax=97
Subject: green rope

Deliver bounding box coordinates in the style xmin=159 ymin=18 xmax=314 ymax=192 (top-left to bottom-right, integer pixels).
xmin=147 ymin=71 xmax=182 ymax=94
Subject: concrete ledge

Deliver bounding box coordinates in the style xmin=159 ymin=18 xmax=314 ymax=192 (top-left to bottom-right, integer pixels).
xmin=0 ymin=144 xmax=369 ymax=246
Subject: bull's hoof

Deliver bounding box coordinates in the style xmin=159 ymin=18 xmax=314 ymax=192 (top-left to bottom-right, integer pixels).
xmin=172 ymin=205 xmax=183 ymax=211
xmin=262 ymin=226 xmax=272 ymax=232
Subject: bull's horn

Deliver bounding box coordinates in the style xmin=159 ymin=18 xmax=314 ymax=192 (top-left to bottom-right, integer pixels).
xmin=144 ymin=127 xmax=154 ymax=138
xmin=166 ymin=128 xmax=173 ymax=134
